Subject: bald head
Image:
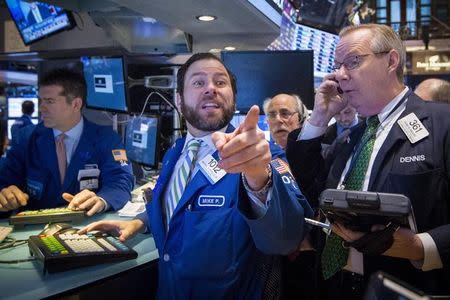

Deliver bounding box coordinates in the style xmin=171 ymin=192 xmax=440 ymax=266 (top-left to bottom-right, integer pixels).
xmin=263 ymin=93 xmax=308 ymax=149
xmin=414 ymin=78 xmax=450 ymax=103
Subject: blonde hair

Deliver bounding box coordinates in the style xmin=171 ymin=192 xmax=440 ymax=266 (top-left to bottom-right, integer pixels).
xmin=340 ymin=24 xmax=405 ymax=82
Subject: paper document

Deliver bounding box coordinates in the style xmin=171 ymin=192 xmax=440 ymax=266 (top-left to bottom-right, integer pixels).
xmin=118 ymin=201 xmax=146 ymax=217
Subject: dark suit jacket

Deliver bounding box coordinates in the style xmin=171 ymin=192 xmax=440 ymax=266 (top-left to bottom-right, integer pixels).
xmin=322 ymin=123 xmax=338 ymax=145
xmin=286 ymin=93 xmax=450 ymax=295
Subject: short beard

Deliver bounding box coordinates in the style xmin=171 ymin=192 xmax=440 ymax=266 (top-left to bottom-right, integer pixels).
xmin=180 ymin=96 xmax=235 ymax=132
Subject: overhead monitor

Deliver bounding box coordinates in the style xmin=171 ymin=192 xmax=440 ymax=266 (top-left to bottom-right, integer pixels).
xmin=81 ymin=56 xmax=129 ymax=113
xmin=287 ymin=0 xmax=353 ymax=33
xmin=125 ymin=116 xmax=159 ymax=168
xmin=5 ymin=0 xmax=76 ymax=45
xmin=268 ymin=0 xmax=340 ymax=78
xmin=7 ymin=118 xmax=39 ymax=140
xmin=221 ymin=50 xmax=314 ymax=111
xmin=7 ymin=97 xmax=39 ymax=118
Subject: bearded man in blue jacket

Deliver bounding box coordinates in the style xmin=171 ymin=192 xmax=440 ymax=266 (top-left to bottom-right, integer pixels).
xmin=80 ymin=53 xmax=313 ymax=298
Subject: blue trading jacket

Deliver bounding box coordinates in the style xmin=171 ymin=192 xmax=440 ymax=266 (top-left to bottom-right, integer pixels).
xmin=0 ymin=118 xmax=134 ymax=211
xmin=146 ymin=125 xmax=313 ymax=299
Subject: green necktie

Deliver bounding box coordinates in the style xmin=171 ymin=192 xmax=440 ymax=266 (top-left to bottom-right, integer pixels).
xmin=321 ymin=116 xmax=380 ymax=280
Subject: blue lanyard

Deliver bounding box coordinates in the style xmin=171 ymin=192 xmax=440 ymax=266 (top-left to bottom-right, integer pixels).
xmin=341 ymin=88 xmax=412 ymax=189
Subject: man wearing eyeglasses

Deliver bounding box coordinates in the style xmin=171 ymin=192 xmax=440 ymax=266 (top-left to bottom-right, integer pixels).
xmin=263 ymin=93 xmax=316 ymax=299
xmin=286 ymin=24 xmax=450 ymax=299
xmin=263 ymin=93 xmax=309 ymax=149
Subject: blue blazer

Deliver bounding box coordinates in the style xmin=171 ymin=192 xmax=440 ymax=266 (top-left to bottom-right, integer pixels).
xmin=146 ymin=125 xmax=313 ymax=299
xmin=0 ymin=118 xmax=134 ymax=211
xmin=10 ymin=115 xmax=34 ymax=142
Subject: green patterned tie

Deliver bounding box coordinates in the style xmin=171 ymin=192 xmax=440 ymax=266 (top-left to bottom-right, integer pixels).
xmin=321 ymin=116 xmax=380 ymax=280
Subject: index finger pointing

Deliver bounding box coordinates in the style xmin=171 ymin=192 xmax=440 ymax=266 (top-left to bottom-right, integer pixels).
xmin=240 ymin=105 xmax=260 ymax=132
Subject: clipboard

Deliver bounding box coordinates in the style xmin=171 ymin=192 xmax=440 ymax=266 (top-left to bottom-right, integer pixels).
xmin=319 ymin=189 xmax=417 ymax=233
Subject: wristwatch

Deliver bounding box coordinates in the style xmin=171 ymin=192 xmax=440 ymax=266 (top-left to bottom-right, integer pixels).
xmin=241 ymin=164 xmax=273 ymax=199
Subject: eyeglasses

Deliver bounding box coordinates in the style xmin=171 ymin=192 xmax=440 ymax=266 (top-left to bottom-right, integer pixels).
xmin=267 ymin=110 xmax=297 ymax=120
xmin=332 ymin=51 xmax=390 ymax=71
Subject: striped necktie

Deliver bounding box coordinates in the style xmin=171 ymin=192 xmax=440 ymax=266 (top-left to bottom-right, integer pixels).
xmin=166 ymin=139 xmax=201 ymax=224
xmin=321 ymin=116 xmax=380 ymax=280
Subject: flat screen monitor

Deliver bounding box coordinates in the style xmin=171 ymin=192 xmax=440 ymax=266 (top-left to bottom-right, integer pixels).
xmin=7 ymin=118 xmax=39 ymax=140
xmin=5 ymin=0 xmax=75 ymax=45
xmin=125 ymin=116 xmax=159 ymax=168
xmin=268 ymin=1 xmax=339 ymax=79
xmin=7 ymin=97 xmax=39 ymax=118
xmin=221 ymin=50 xmax=314 ymax=111
xmin=81 ymin=56 xmax=129 ymax=113
xmin=288 ymin=0 xmax=353 ymax=33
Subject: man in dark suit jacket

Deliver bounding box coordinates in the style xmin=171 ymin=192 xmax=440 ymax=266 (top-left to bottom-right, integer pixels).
xmin=286 ymin=23 xmax=450 ymax=299
xmin=322 ymin=103 xmax=359 ymax=145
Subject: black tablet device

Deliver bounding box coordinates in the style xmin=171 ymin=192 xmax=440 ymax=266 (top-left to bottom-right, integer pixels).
xmin=319 ymin=189 xmax=417 ymax=233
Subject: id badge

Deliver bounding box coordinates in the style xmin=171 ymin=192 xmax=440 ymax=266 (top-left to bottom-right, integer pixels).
xmin=199 ymin=154 xmax=227 ymax=185
xmin=397 ymin=113 xmax=429 ymax=144
xmin=78 ymin=165 xmax=100 ymax=190
xmin=80 ymin=178 xmax=99 ymax=190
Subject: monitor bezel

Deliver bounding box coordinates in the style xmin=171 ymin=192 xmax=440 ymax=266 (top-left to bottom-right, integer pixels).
xmin=5 ymin=0 xmax=76 ymax=46
xmin=81 ymin=55 xmax=130 ymax=114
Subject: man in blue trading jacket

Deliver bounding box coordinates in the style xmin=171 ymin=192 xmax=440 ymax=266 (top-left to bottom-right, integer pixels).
xmin=80 ymin=53 xmax=313 ymax=298
xmin=10 ymin=100 xmax=35 ymax=142
xmin=0 ymin=68 xmax=134 ymax=216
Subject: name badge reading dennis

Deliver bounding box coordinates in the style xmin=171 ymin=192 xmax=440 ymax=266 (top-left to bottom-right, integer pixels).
xmin=199 ymin=154 xmax=227 ymax=184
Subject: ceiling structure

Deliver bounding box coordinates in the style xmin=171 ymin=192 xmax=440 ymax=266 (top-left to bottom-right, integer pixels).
xmin=43 ymin=0 xmax=282 ymax=54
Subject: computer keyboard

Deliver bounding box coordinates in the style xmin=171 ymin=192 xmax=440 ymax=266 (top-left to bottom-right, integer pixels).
xmin=9 ymin=207 xmax=85 ymax=227
xmin=0 ymin=226 xmax=13 ymax=243
xmin=28 ymin=231 xmax=138 ymax=274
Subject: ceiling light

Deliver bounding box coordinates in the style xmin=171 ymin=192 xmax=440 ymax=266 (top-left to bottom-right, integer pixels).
xmin=209 ymin=48 xmax=222 ymax=53
xmin=196 ymin=15 xmax=217 ymax=22
xmin=224 ymin=46 xmax=236 ymax=51
xmin=142 ymin=17 xmax=157 ymax=23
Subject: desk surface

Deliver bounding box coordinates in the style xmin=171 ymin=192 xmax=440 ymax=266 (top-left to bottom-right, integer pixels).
xmin=0 ymin=212 xmax=158 ymax=300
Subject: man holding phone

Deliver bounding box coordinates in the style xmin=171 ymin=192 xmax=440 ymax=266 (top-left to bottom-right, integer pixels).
xmin=286 ymin=23 xmax=450 ymax=299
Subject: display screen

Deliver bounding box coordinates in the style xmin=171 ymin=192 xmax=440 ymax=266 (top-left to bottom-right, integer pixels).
xmin=268 ymin=0 xmax=340 ymax=78
xmin=125 ymin=116 xmax=159 ymax=167
xmin=7 ymin=118 xmax=39 ymax=140
xmin=222 ymin=50 xmax=314 ymax=111
xmin=289 ymin=0 xmax=353 ymax=33
xmin=5 ymin=0 xmax=75 ymax=45
xmin=7 ymin=97 xmax=39 ymax=118
xmin=81 ymin=56 xmax=129 ymax=113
